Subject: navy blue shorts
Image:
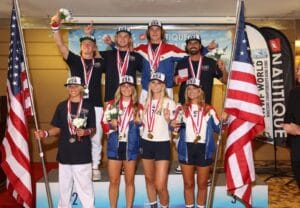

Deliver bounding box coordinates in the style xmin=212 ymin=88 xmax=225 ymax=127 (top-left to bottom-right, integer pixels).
xmin=179 ymin=143 xmax=212 ymax=167
xmin=140 ymin=139 xmax=171 ymax=161
xmin=108 ymin=142 xmax=127 ymax=161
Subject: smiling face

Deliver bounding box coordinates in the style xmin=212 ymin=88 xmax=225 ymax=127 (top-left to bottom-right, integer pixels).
xmin=120 ymin=83 xmax=134 ymax=98
xmin=186 ymin=40 xmax=202 ymax=55
xmin=185 ymin=85 xmax=205 ymax=104
xmin=67 ymin=85 xmax=83 ymax=98
xmin=115 ymin=32 xmax=132 ymax=50
xmin=80 ymin=40 xmax=96 ymax=58
xmin=148 ymin=26 xmax=162 ymax=43
xmin=150 ymin=79 xmax=164 ymax=95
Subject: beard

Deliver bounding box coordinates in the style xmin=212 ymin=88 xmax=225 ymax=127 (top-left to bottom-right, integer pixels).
xmin=188 ymin=48 xmax=201 ymax=55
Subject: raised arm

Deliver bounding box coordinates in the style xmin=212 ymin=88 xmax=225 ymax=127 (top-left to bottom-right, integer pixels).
xmin=50 ymin=12 xmax=69 ymax=60
xmin=217 ymin=59 xmax=228 ymax=84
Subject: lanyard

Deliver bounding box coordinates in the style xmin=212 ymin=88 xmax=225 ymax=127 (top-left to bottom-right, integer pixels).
xmin=117 ymin=50 xmax=130 ymax=78
xmin=188 ymin=56 xmax=203 ymax=79
xmin=188 ymin=104 xmax=204 ymax=135
xmin=147 ymin=42 xmax=162 ymax=72
xmin=146 ymin=99 xmax=160 ymax=132
xmin=67 ymin=98 xmax=83 ymax=135
xmin=118 ymin=99 xmax=133 ymax=135
xmin=81 ymin=58 xmax=95 ymax=89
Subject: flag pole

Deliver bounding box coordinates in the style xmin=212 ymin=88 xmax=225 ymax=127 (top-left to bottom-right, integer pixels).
xmin=206 ymin=0 xmax=243 ymax=207
xmin=13 ymin=0 xmax=53 ymax=207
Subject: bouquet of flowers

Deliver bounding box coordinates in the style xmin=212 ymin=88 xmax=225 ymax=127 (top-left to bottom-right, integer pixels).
xmin=105 ymin=106 xmax=119 ymax=121
xmin=72 ymin=117 xmax=87 ymax=129
xmin=59 ymin=8 xmax=72 ymax=22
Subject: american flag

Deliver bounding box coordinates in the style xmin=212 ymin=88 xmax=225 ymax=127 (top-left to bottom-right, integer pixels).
xmin=224 ymin=1 xmax=265 ymax=207
xmin=0 ymin=5 xmax=33 ymax=208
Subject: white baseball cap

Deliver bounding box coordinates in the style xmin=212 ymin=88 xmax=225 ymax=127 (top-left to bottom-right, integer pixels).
xmin=64 ymin=76 xmax=83 ymax=86
xmin=186 ymin=78 xmax=201 ymax=88
xmin=150 ymin=72 xmax=166 ymax=83
xmin=120 ymin=75 xmax=135 ymax=85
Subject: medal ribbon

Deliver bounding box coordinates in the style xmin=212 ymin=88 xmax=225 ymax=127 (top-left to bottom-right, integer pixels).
xmin=147 ymin=99 xmax=160 ymax=133
xmin=188 ymin=56 xmax=203 ymax=79
xmin=81 ymin=58 xmax=95 ymax=90
xmin=117 ymin=50 xmax=130 ymax=77
xmin=147 ymin=42 xmax=162 ymax=72
xmin=118 ymin=99 xmax=133 ymax=136
xmin=67 ymin=98 xmax=83 ymax=135
xmin=188 ymin=105 xmax=204 ymax=136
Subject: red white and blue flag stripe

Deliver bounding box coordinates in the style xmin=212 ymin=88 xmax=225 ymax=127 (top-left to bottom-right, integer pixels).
xmin=224 ymin=1 xmax=265 ymax=207
xmin=0 ymin=5 xmax=33 ymax=208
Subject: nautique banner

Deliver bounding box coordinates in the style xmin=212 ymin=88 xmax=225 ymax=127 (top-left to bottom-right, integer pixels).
xmin=259 ymin=27 xmax=295 ymax=146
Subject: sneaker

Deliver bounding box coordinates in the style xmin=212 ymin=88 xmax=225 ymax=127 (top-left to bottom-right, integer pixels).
xmin=92 ymin=169 xmax=101 ymax=181
xmin=174 ymin=165 xmax=182 ymax=174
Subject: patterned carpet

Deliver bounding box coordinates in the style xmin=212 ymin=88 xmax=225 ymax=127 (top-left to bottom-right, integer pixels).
xmin=259 ymin=174 xmax=300 ymax=208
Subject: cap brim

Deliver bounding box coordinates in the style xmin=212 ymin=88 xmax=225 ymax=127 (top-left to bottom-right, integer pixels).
xmin=80 ymin=37 xmax=96 ymax=43
xmin=64 ymin=83 xmax=83 ymax=87
xmin=150 ymin=78 xmax=165 ymax=83
xmin=186 ymin=39 xmax=201 ymax=44
xmin=116 ymin=30 xmax=132 ymax=36
xmin=120 ymin=81 xmax=135 ymax=85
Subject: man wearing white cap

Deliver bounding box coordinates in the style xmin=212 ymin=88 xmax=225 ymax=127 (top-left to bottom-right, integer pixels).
xmin=34 ymin=76 xmax=96 ymax=208
xmin=99 ymin=26 xmax=143 ymax=102
xmin=50 ymin=13 xmax=104 ymax=181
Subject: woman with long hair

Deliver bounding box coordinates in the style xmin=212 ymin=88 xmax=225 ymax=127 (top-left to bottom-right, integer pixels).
xmin=102 ymin=75 xmax=142 ymax=208
xmin=172 ymin=78 xmax=220 ymax=208
xmin=140 ymin=72 xmax=176 ymax=208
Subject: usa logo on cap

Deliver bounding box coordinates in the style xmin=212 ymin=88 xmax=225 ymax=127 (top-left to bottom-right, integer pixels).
xmin=148 ymin=19 xmax=162 ymax=28
xmin=120 ymin=75 xmax=135 ymax=85
xmin=186 ymin=78 xmax=201 ymax=88
xmin=64 ymin=76 xmax=83 ymax=86
xmin=150 ymin=72 xmax=166 ymax=82
xmin=116 ymin=26 xmax=132 ymax=35
xmin=185 ymin=33 xmax=201 ymax=44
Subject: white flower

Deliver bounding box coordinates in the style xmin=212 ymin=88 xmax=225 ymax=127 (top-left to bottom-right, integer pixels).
xmin=59 ymin=8 xmax=72 ymax=22
xmin=72 ymin=118 xmax=87 ymax=128
xmin=109 ymin=107 xmax=119 ymax=120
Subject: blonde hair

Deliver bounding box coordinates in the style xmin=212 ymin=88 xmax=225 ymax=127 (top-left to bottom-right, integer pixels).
xmin=144 ymin=81 xmax=168 ymax=114
xmin=114 ymin=84 xmax=139 ymax=112
xmin=184 ymin=85 xmax=205 ymax=107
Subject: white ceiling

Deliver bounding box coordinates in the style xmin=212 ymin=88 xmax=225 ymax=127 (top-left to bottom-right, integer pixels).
xmin=1 ymin=0 xmax=300 ymax=26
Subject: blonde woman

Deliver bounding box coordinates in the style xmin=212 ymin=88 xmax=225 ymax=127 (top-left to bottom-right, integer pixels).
xmin=102 ymin=75 xmax=142 ymax=208
xmin=171 ymin=78 xmax=220 ymax=208
xmin=140 ymin=72 xmax=176 ymax=208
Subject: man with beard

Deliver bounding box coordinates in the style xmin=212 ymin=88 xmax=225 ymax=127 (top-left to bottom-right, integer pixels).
xmin=173 ymin=34 xmax=227 ymax=174
xmin=174 ymin=34 xmax=228 ymax=105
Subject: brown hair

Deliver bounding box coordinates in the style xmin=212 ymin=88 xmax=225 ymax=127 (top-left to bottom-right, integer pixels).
xmin=146 ymin=26 xmax=166 ymax=42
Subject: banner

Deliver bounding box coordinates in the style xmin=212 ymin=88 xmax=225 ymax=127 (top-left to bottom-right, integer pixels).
xmin=259 ymin=27 xmax=295 ymax=146
xmin=246 ymin=23 xmax=273 ymax=144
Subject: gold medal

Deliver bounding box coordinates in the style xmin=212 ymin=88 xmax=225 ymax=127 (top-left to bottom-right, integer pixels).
xmin=148 ymin=132 xmax=153 ymax=139
xmin=193 ymin=135 xmax=201 ymax=144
